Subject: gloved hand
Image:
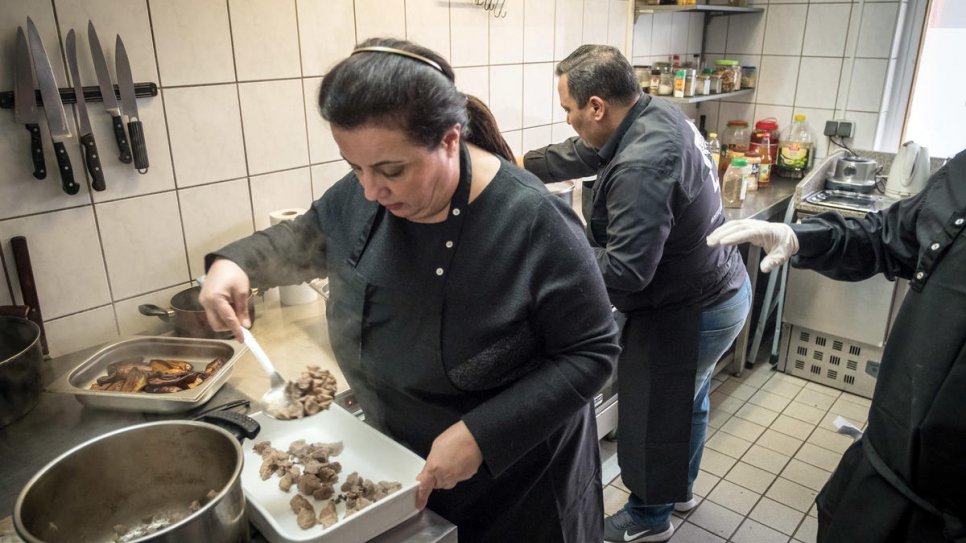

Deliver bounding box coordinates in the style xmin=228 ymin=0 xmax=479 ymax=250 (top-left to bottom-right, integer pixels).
xmin=707 ymin=219 xmax=799 ymax=273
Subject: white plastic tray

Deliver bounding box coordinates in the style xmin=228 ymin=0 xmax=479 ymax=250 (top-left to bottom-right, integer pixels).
xmin=241 ymin=406 xmax=425 ymax=543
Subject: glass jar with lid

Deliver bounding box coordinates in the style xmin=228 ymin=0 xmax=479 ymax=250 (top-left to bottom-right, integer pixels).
xmin=695 ymin=70 xmax=711 ymax=95
xmin=714 ymin=60 xmax=741 ymax=93
xmin=709 ymin=71 xmax=722 ymax=94
xmin=740 ymin=66 xmax=757 ymax=89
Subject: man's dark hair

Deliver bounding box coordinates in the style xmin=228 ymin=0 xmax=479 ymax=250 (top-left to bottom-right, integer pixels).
xmin=555 ymin=44 xmax=640 ymax=108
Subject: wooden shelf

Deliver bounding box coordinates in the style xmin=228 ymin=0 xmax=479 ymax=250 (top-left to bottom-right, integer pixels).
xmin=649 ymin=88 xmax=754 ymax=104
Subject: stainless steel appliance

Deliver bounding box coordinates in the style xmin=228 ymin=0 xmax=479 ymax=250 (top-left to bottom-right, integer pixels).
xmin=824 ymin=155 xmax=880 ymax=193
xmin=885 ymin=141 xmax=930 ymax=199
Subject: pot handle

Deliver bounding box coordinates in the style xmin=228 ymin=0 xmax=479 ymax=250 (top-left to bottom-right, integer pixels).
xmin=197 ymin=411 xmax=261 ymax=443
xmin=138 ymin=303 xmax=175 ymax=322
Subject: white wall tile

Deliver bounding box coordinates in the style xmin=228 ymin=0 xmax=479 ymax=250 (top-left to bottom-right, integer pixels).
xmin=303 ymin=78 xmax=342 ymax=164
xmin=522 ymin=125 xmax=554 ymax=153
xmin=554 ymin=0 xmax=584 ymax=61
xmin=164 ymin=85 xmax=247 ymax=187
xmin=97 ymin=192 xmax=189 ymax=299
xmin=763 ymin=4 xmax=807 ymax=56
xmin=491 ymin=2 xmax=524 ymax=65
xmin=115 ymin=284 xmax=190 ymax=337
xmin=250 ymin=168 xmax=314 ymax=230
xmin=650 ymin=13 xmax=673 ymax=57
xmin=489 ymin=65 xmax=524 ymax=132
xmin=523 ymin=0 xmax=556 ymax=63
xmin=845 ymin=58 xmax=888 ymax=112
xmin=405 ymin=0 xmax=450 ymax=61
xmin=717 ymin=101 xmax=756 ymax=134
xmin=842 ymin=110 xmax=879 ymax=151
xmin=552 ymin=73 xmax=566 ymax=124
xmin=687 ymin=13 xmax=704 ymax=55
xmin=802 ymin=3 xmax=852 ymax=57
xmin=582 ymin=0 xmax=610 ymax=45
xmin=855 ymin=2 xmax=900 ymax=58
xmin=551 ymin=121 xmax=577 ymax=142
xmin=179 ymin=178 xmax=254 ymax=280
xmin=297 ymin=0 xmax=356 ymax=77
xmin=607 ymin=0 xmax=630 ymax=51
xmin=0 ymin=206 xmax=110 ymax=319
xmin=757 ymin=55 xmax=800 ymax=107
xmin=795 ymin=57 xmax=843 ymax=110
xmin=149 ymin=0 xmax=235 ymax=86
xmin=670 ymin=12 xmax=690 ymax=56
xmin=44 ymin=305 xmax=118 ymax=358
xmin=311 ymin=161 xmax=351 ymax=199
xmin=502 ymin=129 xmax=523 ymax=159
xmin=238 ymin=79 xmax=309 ymax=175
xmin=454 ymin=66 xmax=489 ymax=104
xmin=229 ymin=0 xmax=301 ymax=81
xmin=705 ymin=15 xmax=728 ymax=56
xmin=632 ymin=14 xmax=653 ymax=59
xmin=354 ymin=0 xmax=406 ymax=41
xmin=726 ymin=10 xmax=765 ymax=56
xmin=523 ymin=63 xmax=556 ymax=128
xmin=452 ymin=3 xmax=490 ymax=67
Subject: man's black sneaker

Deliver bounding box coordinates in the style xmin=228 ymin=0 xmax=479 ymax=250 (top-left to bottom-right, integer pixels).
xmin=603 ymin=510 xmax=674 ymax=542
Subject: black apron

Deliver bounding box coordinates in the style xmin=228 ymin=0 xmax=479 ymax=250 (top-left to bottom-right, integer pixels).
xmin=816 ymin=209 xmax=966 ymax=542
xmin=325 ymin=145 xmax=603 ymax=542
xmin=617 ymin=305 xmax=701 ymax=504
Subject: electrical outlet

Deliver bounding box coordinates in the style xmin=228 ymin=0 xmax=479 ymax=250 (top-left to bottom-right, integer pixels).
xmin=824 ymin=121 xmax=839 ymax=137
xmin=836 ymin=121 xmax=855 ymax=138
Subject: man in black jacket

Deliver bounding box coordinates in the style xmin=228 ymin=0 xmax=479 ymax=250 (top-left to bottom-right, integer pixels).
xmin=708 ymin=149 xmax=966 ymax=542
xmin=523 ymin=45 xmax=751 ymax=543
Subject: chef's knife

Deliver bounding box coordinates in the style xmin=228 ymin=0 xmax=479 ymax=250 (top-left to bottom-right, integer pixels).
xmin=115 ymin=34 xmax=148 ymax=173
xmin=66 ymin=29 xmax=105 ymax=191
xmin=26 ymin=18 xmax=79 ymax=195
xmin=87 ymin=21 xmax=132 ymax=164
xmin=13 ymin=27 xmax=46 ymax=180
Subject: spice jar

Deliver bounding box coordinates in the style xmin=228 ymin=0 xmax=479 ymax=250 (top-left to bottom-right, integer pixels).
xmin=740 ymin=66 xmax=757 ymax=89
xmin=709 ymin=72 xmax=722 ymax=94
xmin=684 ymin=69 xmax=696 ymax=97
xmin=695 ymin=70 xmax=710 ymax=96
xmin=714 ymin=60 xmax=741 ymax=93
xmin=649 ymin=69 xmax=661 ymax=96
xmin=634 ymin=65 xmax=651 ymax=89
xmin=659 ymin=68 xmax=675 ymax=96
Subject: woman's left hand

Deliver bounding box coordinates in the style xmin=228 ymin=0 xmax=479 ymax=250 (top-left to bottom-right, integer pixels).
xmin=415 ymin=420 xmax=483 ymax=510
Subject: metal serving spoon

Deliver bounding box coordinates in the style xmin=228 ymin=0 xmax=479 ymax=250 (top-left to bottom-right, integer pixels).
xmin=241 ymin=328 xmax=299 ymax=419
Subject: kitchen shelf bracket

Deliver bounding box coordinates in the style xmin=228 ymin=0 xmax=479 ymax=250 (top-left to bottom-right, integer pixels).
xmin=0 ymin=82 xmax=158 ymax=110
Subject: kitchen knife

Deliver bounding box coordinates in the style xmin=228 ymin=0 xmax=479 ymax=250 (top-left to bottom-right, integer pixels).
xmin=115 ymin=34 xmax=148 ymax=173
xmin=26 ymin=18 xmax=79 ymax=195
xmin=13 ymin=26 xmax=46 ymax=180
xmin=88 ymin=21 xmax=132 ymax=164
xmin=66 ymin=29 xmax=105 ymax=191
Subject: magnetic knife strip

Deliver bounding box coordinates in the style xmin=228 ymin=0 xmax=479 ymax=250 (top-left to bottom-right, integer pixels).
xmin=0 ymin=83 xmax=158 ymax=109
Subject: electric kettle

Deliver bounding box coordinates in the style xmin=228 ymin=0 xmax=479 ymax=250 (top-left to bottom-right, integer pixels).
xmin=885 ymin=141 xmax=930 ymax=199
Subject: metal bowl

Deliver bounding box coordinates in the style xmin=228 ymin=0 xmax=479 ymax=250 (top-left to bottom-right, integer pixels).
xmin=0 ymin=316 xmax=43 ymax=428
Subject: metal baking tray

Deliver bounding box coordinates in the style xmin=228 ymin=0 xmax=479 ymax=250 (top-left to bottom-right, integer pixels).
xmin=47 ymin=336 xmax=246 ymax=413
xmin=242 ymin=406 xmax=425 ymax=543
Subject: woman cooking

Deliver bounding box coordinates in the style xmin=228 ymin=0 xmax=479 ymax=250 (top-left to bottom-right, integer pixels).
xmin=198 ymin=38 xmax=621 ymax=542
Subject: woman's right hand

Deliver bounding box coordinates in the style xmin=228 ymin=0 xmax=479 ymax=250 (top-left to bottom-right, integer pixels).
xmin=198 ymin=258 xmax=252 ymax=342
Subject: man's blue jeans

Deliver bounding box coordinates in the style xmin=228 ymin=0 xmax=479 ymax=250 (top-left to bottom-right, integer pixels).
xmin=624 ymin=277 xmax=752 ymax=527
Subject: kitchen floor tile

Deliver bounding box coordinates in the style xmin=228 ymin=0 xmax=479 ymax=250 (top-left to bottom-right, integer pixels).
xmin=709 ymin=409 xmax=733 ymax=430
xmin=760 ymin=378 xmax=805 ymax=399
xmin=716 ymin=380 xmax=760 ymax=401
xmin=726 ymin=461 xmax=778 ymax=494
xmin=757 ymin=429 xmax=805 ymax=457
xmin=670 ymin=521 xmax=727 ymax=542
xmin=735 ymin=403 xmax=781 ymax=427
xmin=803 ymin=381 xmax=840 ymax=398
xmin=794 ymin=443 xmax=842 ymax=472
xmin=689 ymin=500 xmax=745 ymax=539
xmin=742 ymin=445 xmax=792 ymax=475
xmin=764 ymin=478 xmax=819 ymax=514
xmin=806 ymin=427 xmax=854 ymax=454
xmin=793 ymin=388 xmax=838 ymax=411
xmin=782 ymin=402 xmax=827 ymax=426
xmin=794 ymin=515 xmax=818 ymax=543
xmin=731 ymin=518 xmax=791 ymax=543
xmin=828 ymin=398 xmax=870 ymax=425
xmin=707 ymin=431 xmax=754 ymax=459
xmin=837 ymin=392 xmax=872 ymax=408
xmin=707 ymin=480 xmax=762 ymax=516
xmin=694 ymin=469 xmax=722 ymax=498
xmin=721 ymin=416 xmax=768 ymax=443
xmin=602 ymin=483 xmax=628 ymax=516
xmin=781 ymin=460 xmax=831 ymax=492
xmin=748 ymin=390 xmax=793 ymax=413
xmin=712 ymin=391 xmax=748 ymax=414
xmin=701 ymin=448 xmax=740 ymax=478
xmin=770 ymin=415 xmax=816 ymax=441
xmin=749 ymin=497 xmax=806 ymax=536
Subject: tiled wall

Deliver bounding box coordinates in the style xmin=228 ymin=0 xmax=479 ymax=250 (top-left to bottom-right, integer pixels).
xmin=645 ymin=0 xmax=907 ymax=159
xmin=0 ymin=0 xmax=638 ymax=357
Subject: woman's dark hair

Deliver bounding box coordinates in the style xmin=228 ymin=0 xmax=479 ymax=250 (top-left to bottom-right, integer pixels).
xmin=319 ymin=37 xmax=514 ymax=161
xmin=555 ymin=44 xmax=640 ymax=108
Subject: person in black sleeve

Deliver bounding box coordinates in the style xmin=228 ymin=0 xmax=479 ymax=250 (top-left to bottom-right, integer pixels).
xmin=708 ymin=149 xmax=966 ymax=542
xmin=522 ymin=44 xmax=752 ymax=543
xmin=197 ymin=37 xmax=620 ymax=543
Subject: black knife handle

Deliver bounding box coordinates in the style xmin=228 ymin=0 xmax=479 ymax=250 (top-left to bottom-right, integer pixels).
xmin=53 ymin=141 xmax=80 ymax=195
xmin=81 ymin=133 xmax=106 ymax=191
xmin=26 ymin=123 xmax=46 ymax=179
xmin=112 ymin=114 xmax=132 ymax=164
xmin=128 ymin=120 xmax=149 ymax=173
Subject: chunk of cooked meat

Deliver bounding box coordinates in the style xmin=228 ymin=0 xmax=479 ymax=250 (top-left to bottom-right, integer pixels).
xmin=148 ymin=359 xmax=193 ymax=376
xmin=318 ymin=500 xmax=338 ymax=528
xmin=271 ymin=366 xmax=339 ymax=420
xmin=203 ymin=357 xmax=225 ymax=377
xmin=289 ymin=494 xmax=316 ymax=529
xmin=91 ymin=356 xmax=226 ymax=394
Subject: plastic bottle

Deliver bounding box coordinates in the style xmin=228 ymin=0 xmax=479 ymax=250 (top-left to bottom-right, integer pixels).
xmin=707 ymin=132 xmax=721 ymax=174
xmin=777 ymin=114 xmax=814 ymax=179
xmin=759 ymin=133 xmax=773 ymax=185
xmin=721 ymin=157 xmax=748 ymax=208
xmin=744 ymin=148 xmax=760 ymax=192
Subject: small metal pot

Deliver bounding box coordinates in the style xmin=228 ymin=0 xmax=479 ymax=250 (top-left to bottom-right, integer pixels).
xmin=15 ymin=420 xmax=249 ymax=543
xmin=139 ymin=286 xmax=255 ymax=339
xmin=0 ymin=316 xmax=43 ymax=428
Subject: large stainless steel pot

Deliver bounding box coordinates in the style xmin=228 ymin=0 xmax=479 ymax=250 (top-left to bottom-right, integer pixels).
xmin=0 ymin=316 xmax=43 ymax=427
xmin=139 ymin=286 xmax=256 ymax=338
xmin=14 ymin=420 xmax=249 ymax=542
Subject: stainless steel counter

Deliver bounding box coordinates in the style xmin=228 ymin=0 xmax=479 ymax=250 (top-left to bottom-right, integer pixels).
xmin=0 ymin=297 xmax=456 ymax=542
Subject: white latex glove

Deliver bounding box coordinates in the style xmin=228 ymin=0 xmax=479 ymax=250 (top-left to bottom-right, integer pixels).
xmin=707 ymin=219 xmax=799 ymax=273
